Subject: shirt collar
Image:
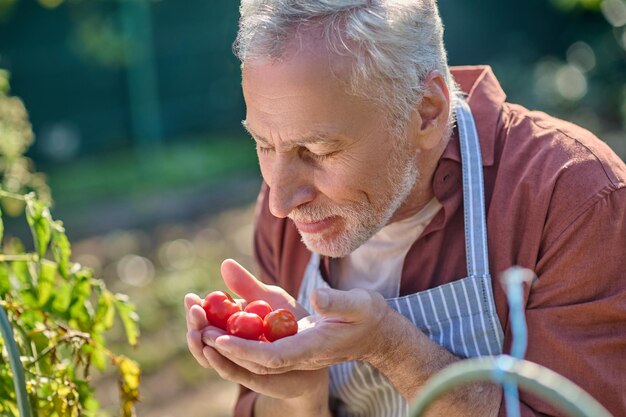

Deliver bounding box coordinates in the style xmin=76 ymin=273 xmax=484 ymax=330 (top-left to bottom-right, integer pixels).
xmin=441 ymin=65 xmax=507 ymax=166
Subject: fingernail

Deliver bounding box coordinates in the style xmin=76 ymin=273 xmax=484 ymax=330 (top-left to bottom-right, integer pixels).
xmin=315 ymin=290 xmax=329 ymax=309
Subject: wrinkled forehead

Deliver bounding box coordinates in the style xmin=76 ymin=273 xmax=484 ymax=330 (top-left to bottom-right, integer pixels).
xmin=240 ymin=36 xmax=386 ymax=146
xmin=241 ymin=32 xmax=355 ymax=112
xmin=241 ymin=58 xmax=362 ymax=138
xmin=242 ymin=23 xmax=354 ymax=84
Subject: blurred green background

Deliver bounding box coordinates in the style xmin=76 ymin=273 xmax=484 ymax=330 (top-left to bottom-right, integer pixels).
xmin=0 ymin=0 xmax=625 ymax=416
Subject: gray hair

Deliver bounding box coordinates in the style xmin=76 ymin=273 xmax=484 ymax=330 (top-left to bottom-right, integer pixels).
xmin=234 ymin=0 xmax=458 ymax=138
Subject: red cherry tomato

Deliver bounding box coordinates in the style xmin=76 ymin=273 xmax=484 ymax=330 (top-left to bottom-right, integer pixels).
xmin=226 ymin=311 xmax=265 ymax=340
xmin=263 ymin=309 xmax=298 ymax=342
xmin=244 ymin=300 xmax=273 ymax=319
xmin=202 ymin=291 xmax=241 ymax=330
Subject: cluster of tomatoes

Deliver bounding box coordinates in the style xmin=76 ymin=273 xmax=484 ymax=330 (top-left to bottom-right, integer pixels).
xmin=202 ymin=291 xmax=298 ymax=342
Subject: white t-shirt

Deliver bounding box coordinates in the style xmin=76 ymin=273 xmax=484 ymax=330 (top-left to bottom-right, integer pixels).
xmin=330 ymin=198 xmax=442 ymax=298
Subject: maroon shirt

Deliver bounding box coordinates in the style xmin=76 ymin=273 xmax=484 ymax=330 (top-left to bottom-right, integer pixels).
xmin=235 ymin=66 xmax=626 ymax=417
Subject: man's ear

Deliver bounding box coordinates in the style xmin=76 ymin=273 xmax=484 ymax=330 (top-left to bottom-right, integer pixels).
xmin=407 ymin=71 xmax=450 ymax=151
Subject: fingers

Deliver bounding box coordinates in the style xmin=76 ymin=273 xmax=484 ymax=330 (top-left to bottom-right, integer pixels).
xmin=185 ymin=293 xmax=214 ymax=368
xmin=221 ymin=259 xmax=269 ymax=301
xmin=202 ymin=345 xmax=323 ymax=400
xmin=203 ymin=345 xmax=259 ymax=390
xmin=184 ymin=293 xmax=202 ymax=313
xmin=222 ymin=259 xmax=311 ymax=318
xmin=187 ymin=329 xmax=211 ymax=368
xmin=184 ymin=292 xmax=207 ymax=329
xmin=186 ymin=304 xmax=209 ymax=330
xmin=187 ymin=320 xmax=228 ymax=369
xmin=310 ymin=288 xmax=380 ymax=321
xmin=191 ymin=338 xmax=262 ymax=390
xmin=202 ymin=330 xmax=280 ymax=373
xmin=203 ymin=332 xmax=286 ymax=375
xmin=204 ymin=330 xmax=326 ymax=374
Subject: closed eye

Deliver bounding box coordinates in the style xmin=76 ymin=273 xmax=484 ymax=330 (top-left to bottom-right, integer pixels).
xmin=301 ymin=147 xmax=338 ymax=162
xmin=256 ymin=144 xmax=274 ymax=154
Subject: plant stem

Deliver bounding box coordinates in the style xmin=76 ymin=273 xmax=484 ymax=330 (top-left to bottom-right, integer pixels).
xmin=0 ymin=189 xmax=27 ymax=201
xmin=0 ymin=254 xmax=38 ymax=262
xmin=0 ymin=305 xmax=33 ymax=417
xmin=26 ymin=331 xmax=92 ymax=368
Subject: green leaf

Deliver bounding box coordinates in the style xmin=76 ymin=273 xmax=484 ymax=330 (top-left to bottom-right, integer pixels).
xmin=25 ymin=196 xmax=51 ymax=259
xmin=82 ymin=335 xmax=107 ymax=373
xmin=37 ymin=259 xmax=56 ymax=306
xmin=11 ymin=260 xmax=30 ymax=287
xmin=71 ymin=269 xmax=92 ymax=300
xmin=94 ymin=290 xmax=115 ymax=331
xmin=18 ymin=308 xmax=43 ymax=332
xmin=114 ymin=294 xmax=140 ymax=347
xmin=20 ymin=290 xmax=38 ymax=312
xmin=51 ymin=224 xmax=71 ymax=279
xmin=0 ymin=68 xmax=10 ymax=95
xmin=68 ymin=269 xmax=93 ymax=329
xmin=0 ymin=204 xmax=4 ymax=248
xmin=51 ymin=282 xmax=72 ymax=315
xmin=69 ymin=302 xmax=91 ymax=331
xmin=0 ymin=262 xmax=9 ymax=296
xmin=11 ymin=260 xmax=37 ymax=304
xmin=74 ymin=379 xmax=99 ymax=412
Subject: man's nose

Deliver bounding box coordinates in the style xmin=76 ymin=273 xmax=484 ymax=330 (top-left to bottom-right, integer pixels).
xmin=268 ymin=156 xmax=315 ymax=218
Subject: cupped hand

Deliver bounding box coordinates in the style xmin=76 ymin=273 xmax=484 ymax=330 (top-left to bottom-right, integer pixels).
xmin=184 ymin=259 xmax=326 ymax=401
xmin=202 ymin=287 xmax=398 ymax=376
xmin=203 ymin=341 xmax=329 ymax=401
xmin=185 ymin=259 xmax=309 ymax=367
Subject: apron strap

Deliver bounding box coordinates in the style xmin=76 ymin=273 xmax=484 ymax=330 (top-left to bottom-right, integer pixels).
xmin=456 ymin=100 xmax=490 ymax=278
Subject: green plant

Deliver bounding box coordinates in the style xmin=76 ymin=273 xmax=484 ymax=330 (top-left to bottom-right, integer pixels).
xmin=0 ymin=70 xmax=141 ymax=417
xmin=0 ymin=69 xmax=50 ymax=217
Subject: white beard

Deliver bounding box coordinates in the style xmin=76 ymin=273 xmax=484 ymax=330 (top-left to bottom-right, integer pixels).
xmin=289 ymin=141 xmax=419 ymax=258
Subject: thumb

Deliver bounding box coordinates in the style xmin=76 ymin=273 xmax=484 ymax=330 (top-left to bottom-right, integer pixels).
xmin=310 ymin=288 xmax=374 ymax=321
xmin=221 ymin=259 xmax=269 ymax=301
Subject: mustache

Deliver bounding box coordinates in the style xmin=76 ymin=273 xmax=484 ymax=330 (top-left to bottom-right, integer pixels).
xmin=288 ymin=206 xmax=334 ymax=223
xmin=288 ymin=200 xmax=368 ymax=223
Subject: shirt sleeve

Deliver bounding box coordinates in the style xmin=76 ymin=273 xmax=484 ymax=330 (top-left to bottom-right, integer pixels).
xmin=500 ymin=186 xmax=626 ymax=417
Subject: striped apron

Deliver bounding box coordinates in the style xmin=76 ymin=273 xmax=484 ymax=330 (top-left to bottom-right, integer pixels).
xmin=297 ymin=100 xmax=504 ymax=417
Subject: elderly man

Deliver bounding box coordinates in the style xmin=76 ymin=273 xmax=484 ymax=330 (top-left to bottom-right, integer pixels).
xmin=185 ymin=1 xmax=626 ymax=416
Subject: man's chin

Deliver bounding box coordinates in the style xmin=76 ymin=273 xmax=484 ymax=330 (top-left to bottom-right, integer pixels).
xmin=300 ymin=239 xmax=351 ymax=258
xmin=299 ymin=231 xmax=366 ymax=258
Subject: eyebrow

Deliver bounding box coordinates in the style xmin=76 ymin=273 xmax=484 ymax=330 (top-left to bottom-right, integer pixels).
xmin=241 ymin=120 xmax=342 ymax=147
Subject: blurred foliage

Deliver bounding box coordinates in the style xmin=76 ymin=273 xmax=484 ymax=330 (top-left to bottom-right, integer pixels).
xmin=550 ymin=0 xmax=626 ymax=157
xmin=0 ymin=70 xmax=50 ymax=216
xmin=550 ymin=0 xmax=603 ymax=11
xmin=71 ymin=11 xmax=128 ymax=69
xmin=0 ymin=72 xmax=141 ymax=417
xmin=76 ymin=204 xmax=257 ymax=416
xmin=47 ymin=137 xmax=258 ymax=208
